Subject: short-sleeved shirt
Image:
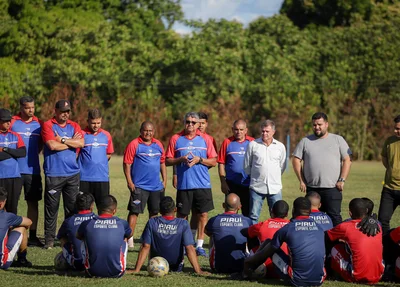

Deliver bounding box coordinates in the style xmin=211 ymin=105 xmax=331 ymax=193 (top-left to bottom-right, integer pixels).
xmin=381 ymin=136 xmax=400 ymax=190
xmin=203 ymin=132 xmax=218 ymax=153
xmin=10 ymin=115 xmax=42 ymax=175
xmin=57 ymin=210 xmax=95 ymax=264
xmin=271 ymin=216 xmax=326 ymax=287
xmin=327 ymin=219 xmax=384 ymax=283
xmin=141 ymin=216 xmax=194 ymax=271
xmin=206 ymin=212 xmax=252 ymax=273
xmin=123 ymin=137 xmax=165 ymax=191
xmin=310 ymin=210 xmax=333 ymax=231
xmin=0 ymin=209 xmax=23 ymax=265
xmin=248 ymin=217 xmax=289 ymax=243
xmin=293 ymin=133 xmax=352 ymax=188
xmin=77 ymin=214 xmax=131 ymax=278
xmin=218 ymin=136 xmax=254 ymax=186
xmin=79 ymin=128 xmax=114 ymax=182
xmin=41 ymin=118 xmax=82 ymax=177
xmin=166 ymin=130 xmax=217 ymax=190
xmin=0 ymin=130 xmax=25 ymax=179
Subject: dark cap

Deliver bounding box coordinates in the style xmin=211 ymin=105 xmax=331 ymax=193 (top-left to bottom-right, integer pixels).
xmin=55 ymin=99 xmax=71 ymax=112
xmin=0 ymin=108 xmax=12 ymax=121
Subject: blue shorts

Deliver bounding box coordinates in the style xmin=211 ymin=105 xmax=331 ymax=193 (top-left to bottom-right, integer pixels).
xmin=0 ymin=230 xmax=22 ymax=270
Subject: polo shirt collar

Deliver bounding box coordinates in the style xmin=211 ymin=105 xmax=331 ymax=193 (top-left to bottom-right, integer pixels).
xmin=13 ymin=113 xmax=40 ymax=123
xmin=137 ymin=136 xmax=157 ymax=144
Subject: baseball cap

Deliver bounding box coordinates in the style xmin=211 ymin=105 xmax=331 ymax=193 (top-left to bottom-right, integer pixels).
xmin=55 ymin=99 xmax=71 ymax=112
xmin=0 ymin=108 xmax=12 ymax=121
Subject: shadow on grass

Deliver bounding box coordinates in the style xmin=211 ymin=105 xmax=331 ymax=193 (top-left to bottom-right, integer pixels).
xmin=9 ymin=265 xmax=88 ymax=278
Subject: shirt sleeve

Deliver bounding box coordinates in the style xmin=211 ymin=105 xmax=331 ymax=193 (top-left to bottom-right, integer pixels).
xmin=7 ymin=213 xmax=23 ymax=227
xmin=77 ymin=221 xmax=89 ymax=239
xmin=72 ymin=121 xmax=82 ymax=135
xmin=279 ymin=143 xmax=287 ymax=174
xmin=338 ymin=136 xmax=352 ymax=160
xmin=292 ymin=138 xmax=305 ymax=159
xmin=123 ymin=140 xmax=137 ymax=164
xmin=204 ymin=135 xmax=217 ymax=158
xmin=57 ymin=219 xmax=69 ymax=239
xmin=105 ymin=131 xmax=114 ymax=154
xmin=271 ymin=225 xmax=287 ymax=249
xmin=205 ymin=216 xmax=216 ymax=235
xmin=217 ymin=139 xmax=229 ymax=164
xmin=248 ymin=222 xmax=262 ymax=238
xmin=123 ymin=220 xmax=132 ymax=238
xmin=327 ymin=222 xmax=347 ymax=242
xmin=141 ymin=220 xmax=153 ymax=245
xmin=41 ymin=121 xmax=56 ymax=142
xmin=15 ymin=133 xmax=25 ymax=148
xmin=182 ymin=220 xmax=196 ymax=246
xmin=166 ymin=135 xmax=178 ymax=158
xmin=155 ymin=140 xmax=166 ymax=163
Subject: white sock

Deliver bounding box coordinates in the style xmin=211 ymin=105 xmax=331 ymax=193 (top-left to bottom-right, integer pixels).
xmin=197 ymin=239 xmax=204 ymax=248
xmin=191 ymin=229 xmax=196 ymax=240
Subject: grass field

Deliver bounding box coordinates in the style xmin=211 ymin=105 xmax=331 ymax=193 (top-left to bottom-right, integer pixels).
xmin=2 ymin=157 xmax=399 ymax=287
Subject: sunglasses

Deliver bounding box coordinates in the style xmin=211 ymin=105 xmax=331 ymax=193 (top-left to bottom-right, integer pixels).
xmin=185 ymin=120 xmax=198 ymax=125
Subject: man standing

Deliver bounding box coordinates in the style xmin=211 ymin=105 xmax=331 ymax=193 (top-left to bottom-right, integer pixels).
xmin=123 ymin=121 xmax=166 ymax=248
xmin=198 ymin=112 xmax=218 ymax=151
xmin=243 ymin=120 xmax=286 ymax=224
xmin=205 ymin=193 xmax=252 ymax=273
xmin=218 ymin=119 xmax=254 ymax=216
xmin=166 ymin=112 xmax=217 ymax=257
xmin=79 ymin=108 xmax=114 ymax=208
xmin=11 ymin=96 xmax=43 ymax=246
xmin=0 ymin=108 xmax=26 ymax=215
xmin=292 ymin=112 xmax=352 ymax=226
xmin=379 ymin=115 xmax=400 ymax=234
xmin=41 ymin=99 xmax=84 ymax=249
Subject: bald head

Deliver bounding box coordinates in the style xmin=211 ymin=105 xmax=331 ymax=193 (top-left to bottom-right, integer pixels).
xmin=224 ymin=193 xmax=241 ymax=212
xmin=306 ymin=192 xmax=321 ymax=210
xmin=232 ymin=119 xmax=248 ymax=141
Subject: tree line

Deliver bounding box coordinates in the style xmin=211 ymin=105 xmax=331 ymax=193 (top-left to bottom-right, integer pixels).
xmin=1 ymin=0 xmax=399 ymax=159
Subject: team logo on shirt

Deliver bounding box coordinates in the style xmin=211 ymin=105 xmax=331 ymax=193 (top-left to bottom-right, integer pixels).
xmin=3 ymin=138 xmax=9 ymax=146
xmin=187 ymin=142 xmax=194 ymax=150
xmin=92 ymin=138 xmax=99 ymax=147
xmin=24 ymin=128 xmax=32 ymax=137
xmin=239 ymin=147 xmax=245 ymax=156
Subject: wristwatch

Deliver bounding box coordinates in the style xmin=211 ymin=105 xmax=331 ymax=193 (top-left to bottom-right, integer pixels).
xmin=2 ymin=147 xmax=8 ymax=152
xmin=337 ymin=178 xmax=346 ymax=183
xmin=61 ymin=138 xmax=66 ymax=144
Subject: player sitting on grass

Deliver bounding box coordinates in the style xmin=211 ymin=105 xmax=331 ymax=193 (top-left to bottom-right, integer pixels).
xmin=326 ymin=198 xmax=384 ymax=284
xmin=240 ymin=197 xmax=326 ymax=286
xmin=306 ymin=192 xmax=333 ymax=231
xmin=205 ymin=193 xmax=252 ymax=273
xmin=56 ymin=192 xmax=95 ymax=270
xmin=0 ymin=187 xmax=32 ymax=269
xmin=133 ymin=196 xmax=206 ymax=274
xmin=241 ymin=200 xmax=289 ymax=278
xmin=77 ymin=195 xmax=132 ymax=278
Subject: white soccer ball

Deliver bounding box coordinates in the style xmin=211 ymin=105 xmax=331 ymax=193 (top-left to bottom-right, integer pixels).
xmin=147 ymin=256 xmax=169 ymax=277
xmin=54 ymin=251 xmax=69 ymax=271
xmin=252 ymin=263 xmax=267 ymax=279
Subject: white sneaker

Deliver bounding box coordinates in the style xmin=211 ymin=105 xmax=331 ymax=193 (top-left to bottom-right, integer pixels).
xmin=128 ymin=237 xmax=134 ymax=248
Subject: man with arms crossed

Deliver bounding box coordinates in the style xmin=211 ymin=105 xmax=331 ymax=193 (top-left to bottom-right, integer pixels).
xmin=243 ymin=120 xmax=286 ymax=224
xmin=41 ymin=99 xmax=84 ymax=249
xmin=293 ymin=112 xmax=352 ymax=226
xmin=166 ymin=112 xmax=217 ymax=257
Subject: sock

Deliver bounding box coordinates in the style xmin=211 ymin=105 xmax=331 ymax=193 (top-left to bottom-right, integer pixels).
xmin=29 ymin=229 xmax=36 ymax=239
xmin=197 ymin=239 xmax=204 ymax=248
xmin=191 ymin=229 xmax=196 ymax=241
xmin=17 ymin=250 xmax=27 ymax=261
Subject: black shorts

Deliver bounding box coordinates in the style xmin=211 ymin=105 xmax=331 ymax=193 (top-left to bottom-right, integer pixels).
xmin=127 ymin=187 xmax=164 ymax=214
xmin=176 ymin=188 xmax=214 ymax=216
xmin=79 ymin=181 xmax=110 ymax=207
xmin=21 ymin=174 xmax=43 ymax=201
xmin=0 ymin=177 xmax=22 ymax=214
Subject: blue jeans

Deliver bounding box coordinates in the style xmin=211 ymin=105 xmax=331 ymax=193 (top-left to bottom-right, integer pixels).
xmin=249 ymin=189 xmax=282 ymax=224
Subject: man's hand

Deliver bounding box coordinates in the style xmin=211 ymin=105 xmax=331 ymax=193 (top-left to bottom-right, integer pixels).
xmin=188 ymin=155 xmax=200 ymax=167
xmin=127 ymin=182 xmax=135 ymax=192
xmin=336 ymin=181 xmax=344 ymax=191
xmin=172 ymin=174 xmax=178 ymax=189
xmin=73 ymin=133 xmax=82 ymax=139
xmin=54 ymin=131 xmax=62 ymax=143
xmin=180 ymin=152 xmax=191 ymax=165
xmin=220 ymin=179 xmax=230 ymax=194
xmin=195 ymin=270 xmax=211 ymax=276
xmin=357 ymin=214 xmax=380 ymax=237
xmin=299 ymin=181 xmax=306 ymax=193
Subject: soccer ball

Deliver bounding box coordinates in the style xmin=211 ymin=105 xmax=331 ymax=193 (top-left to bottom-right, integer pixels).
xmin=147 ymin=256 xmax=169 ymax=277
xmin=54 ymin=251 xmax=69 ymax=271
xmin=252 ymin=263 xmax=267 ymax=279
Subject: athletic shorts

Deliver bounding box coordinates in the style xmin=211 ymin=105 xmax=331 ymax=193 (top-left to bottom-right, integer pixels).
xmin=0 ymin=230 xmax=22 ymax=270
xmin=79 ymin=181 xmax=110 ymax=207
xmin=0 ymin=177 xmax=22 ymax=214
xmin=21 ymin=174 xmax=43 ymax=201
xmin=127 ymin=187 xmax=164 ymax=214
xmin=176 ymin=188 xmax=214 ymax=216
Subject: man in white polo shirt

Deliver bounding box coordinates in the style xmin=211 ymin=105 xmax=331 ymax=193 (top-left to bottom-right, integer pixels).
xmin=243 ymin=120 xmax=286 ymax=224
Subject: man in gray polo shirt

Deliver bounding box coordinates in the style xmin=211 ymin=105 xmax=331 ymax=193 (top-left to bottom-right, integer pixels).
xmin=292 ymin=112 xmax=352 ymax=226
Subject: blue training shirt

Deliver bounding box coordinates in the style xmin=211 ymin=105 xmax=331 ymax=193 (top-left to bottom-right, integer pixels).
xmin=0 ymin=210 xmax=23 ymax=267
xmin=309 ymin=210 xmax=333 ymax=231
xmin=0 ymin=130 xmax=25 ymax=179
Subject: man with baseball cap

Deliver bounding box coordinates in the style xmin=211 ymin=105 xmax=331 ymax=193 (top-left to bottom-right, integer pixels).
xmin=41 ymin=99 xmax=84 ymax=249
xmin=0 ymin=108 xmax=26 ymax=214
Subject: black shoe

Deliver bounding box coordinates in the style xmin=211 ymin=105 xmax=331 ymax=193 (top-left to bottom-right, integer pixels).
xmin=28 ymin=236 xmax=44 ymax=247
xmin=11 ymin=258 xmax=33 ymax=268
xmin=43 ymin=241 xmax=54 ymax=250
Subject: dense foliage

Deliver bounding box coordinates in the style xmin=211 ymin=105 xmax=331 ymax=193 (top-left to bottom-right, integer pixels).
xmin=1 ymin=0 xmax=399 ymax=159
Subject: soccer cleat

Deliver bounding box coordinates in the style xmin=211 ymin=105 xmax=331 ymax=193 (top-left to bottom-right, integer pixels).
xmin=195 ymin=246 xmax=208 ymax=257
xmin=11 ymin=258 xmax=33 ymax=268
xmin=43 ymin=241 xmax=54 ymax=250
xmin=28 ymin=236 xmax=44 ymax=247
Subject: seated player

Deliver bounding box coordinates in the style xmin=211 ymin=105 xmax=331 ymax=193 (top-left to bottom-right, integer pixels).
xmin=77 ymin=195 xmax=132 ymax=278
xmin=327 ymin=198 xmax=384 ymax=284
xmin=306 ymin=192 xmax=333 ymax=231
xmin=56 ymin=193 xmax=95 ymax=270
xmin=243 ymin=197 xmax=326 ymax=287
xmin=242 ymin=200 xmax=289 ymax=277
xmin=0 ymin=187 xmax=32 ymax=269
xmin=133 ymin=196 xmax=205 ymax=274
xmin=383 ymin=226 xmax=400 ymax=281
xmin=205 ymin=193 xmax=252 ymax=273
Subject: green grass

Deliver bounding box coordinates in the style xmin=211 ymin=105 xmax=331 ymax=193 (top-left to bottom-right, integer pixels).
xmin=2 ymin=157 xmax=399 ymax=286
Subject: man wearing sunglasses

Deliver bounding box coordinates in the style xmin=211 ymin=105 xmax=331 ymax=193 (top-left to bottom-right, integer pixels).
xmin=41 ymin=99 xmax=84 ymax=249
xmin=166 ymin=112 xmax=217 ymax=257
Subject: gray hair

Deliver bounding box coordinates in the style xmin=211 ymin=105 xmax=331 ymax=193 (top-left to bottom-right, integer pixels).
xmin=183 ymin=112 xmax=199 ymax=123
xmin=260 ymin=119 xmax=275 ymax=130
